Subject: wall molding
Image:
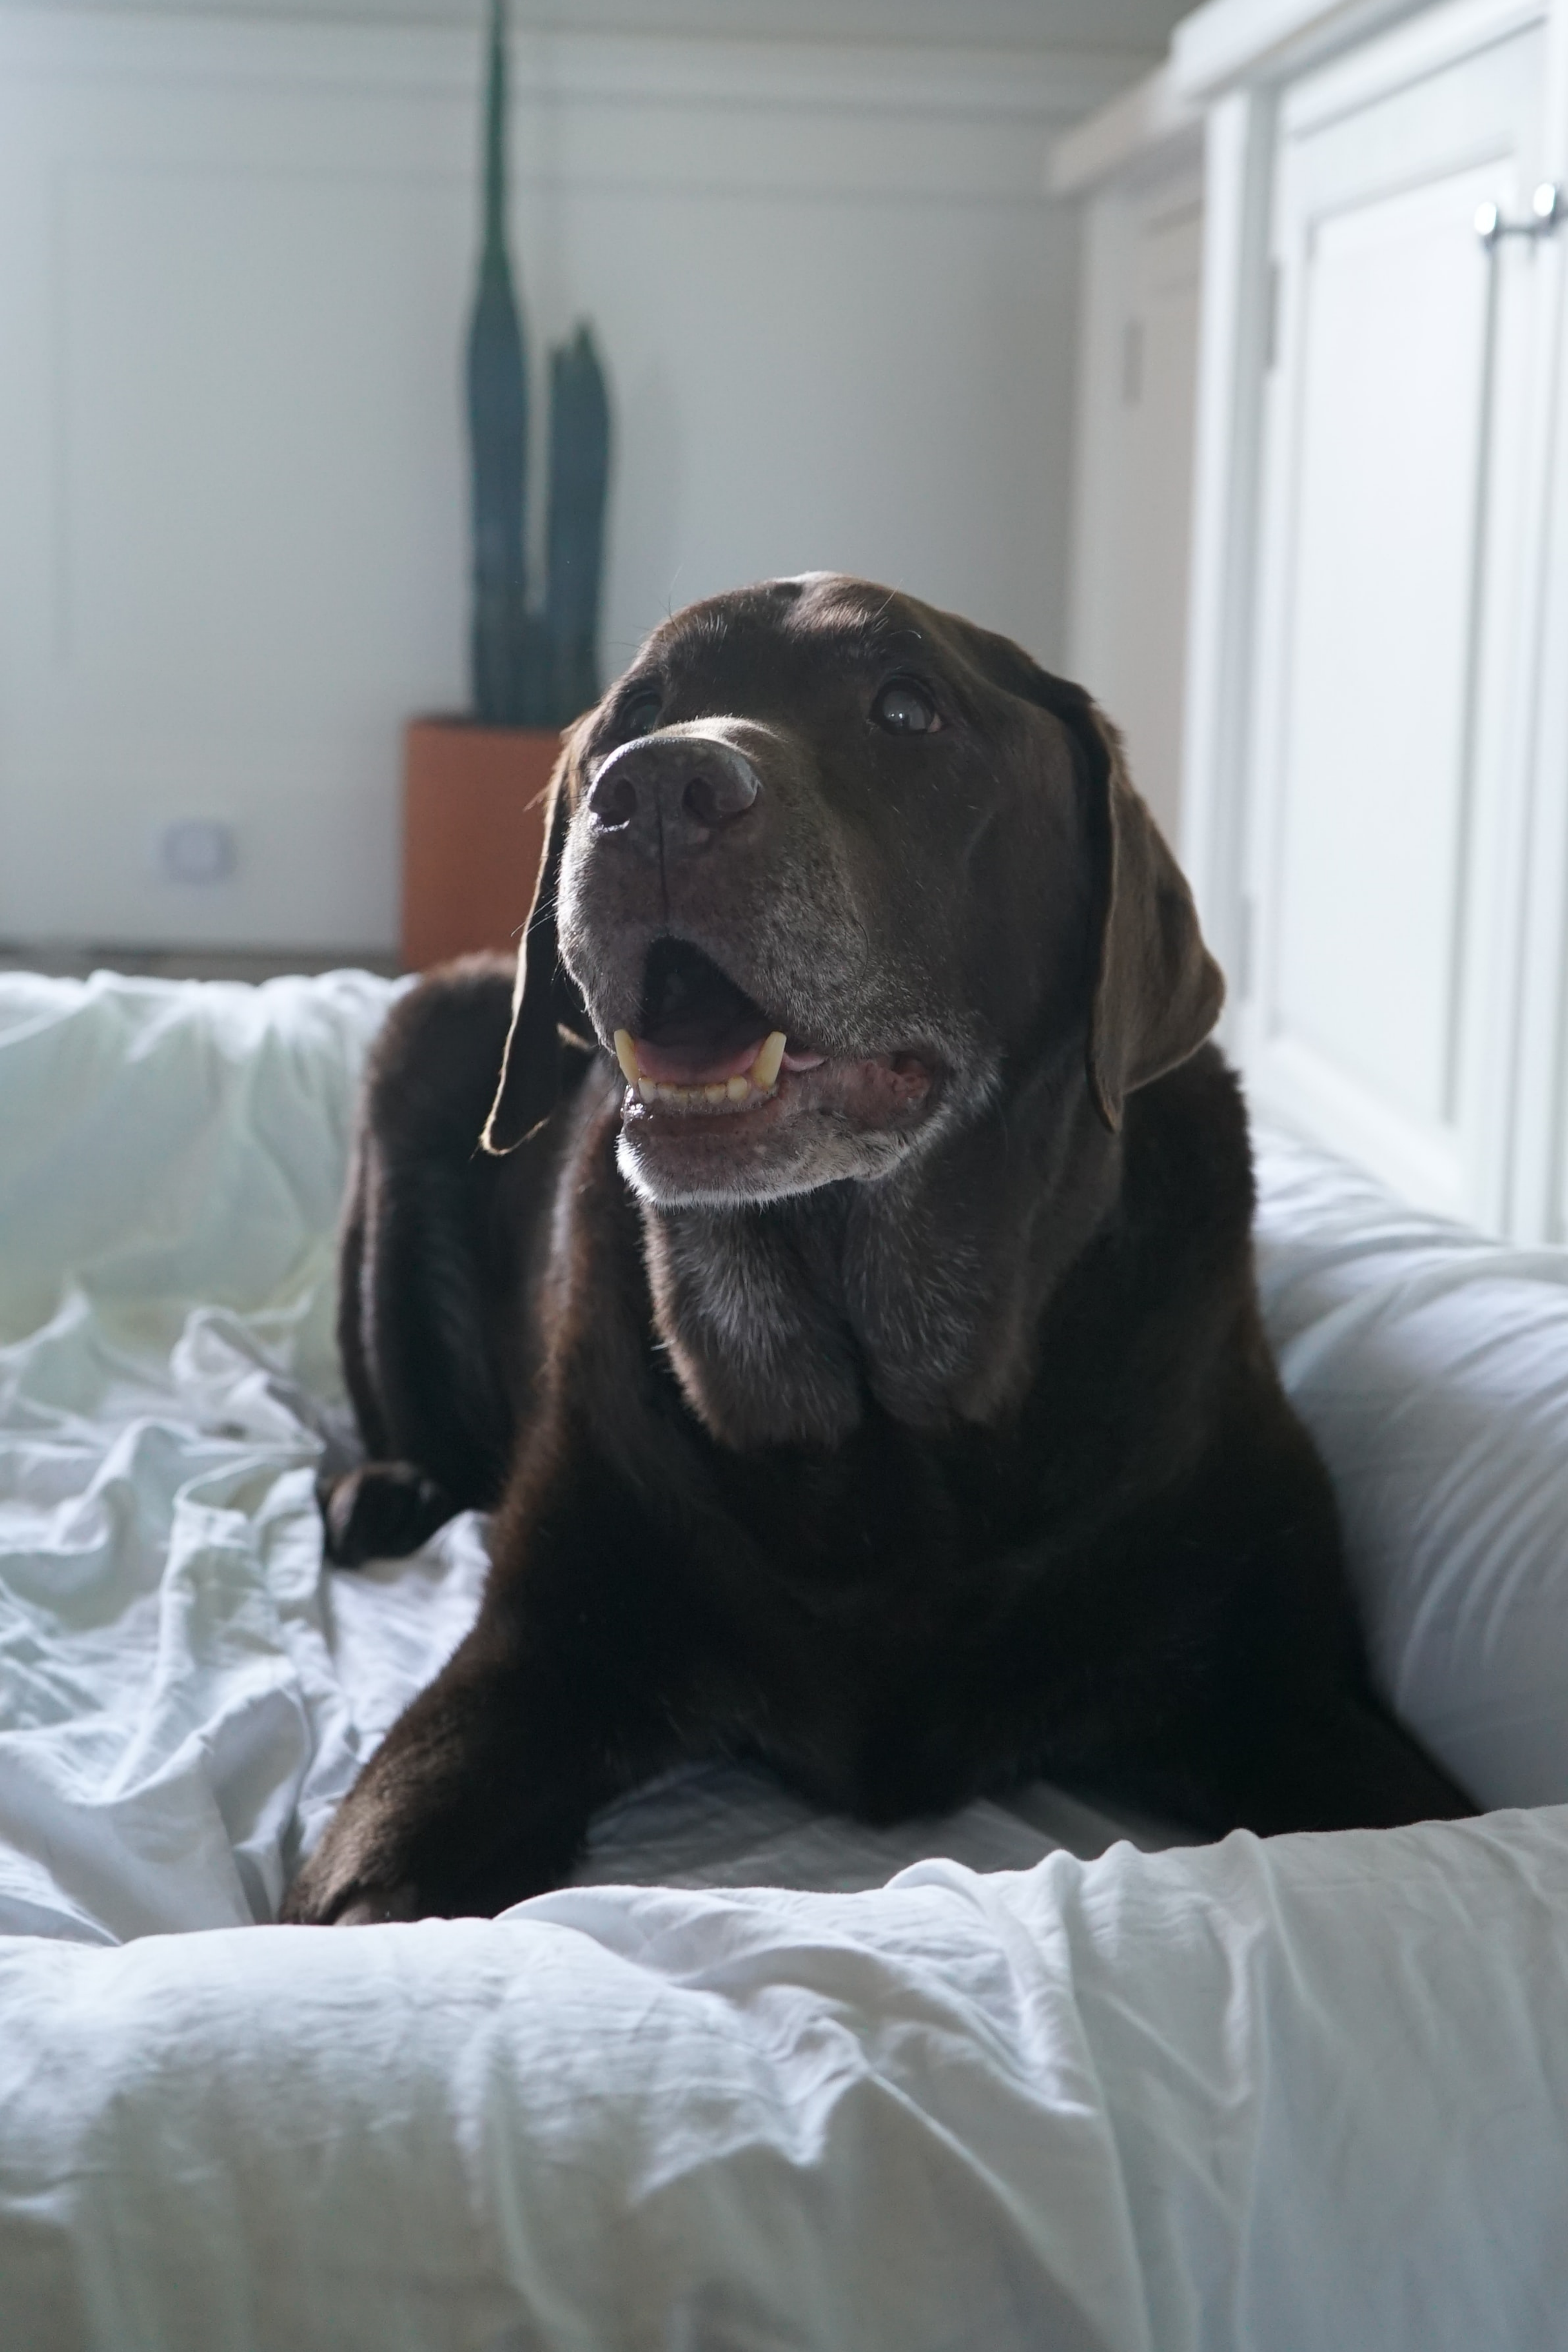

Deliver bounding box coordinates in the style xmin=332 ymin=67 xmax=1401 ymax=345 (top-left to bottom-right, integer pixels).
xmin=1278 ymin=0 xmax=1548 ymax=131
xmin=0 ymin=7 xmax=1140 ymax=127
xmin=0 ymin=6 xmax=1146 ymax=211
xmin=1172 ymin=0 xmax=1435 ymax=96
xmin=1050 ymin=62 xmax=1202 ymax=192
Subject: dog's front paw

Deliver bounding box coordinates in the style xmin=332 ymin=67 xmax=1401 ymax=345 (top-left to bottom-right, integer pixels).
xmin=279 ymin=1788 xmax=438 ymax=1925
xmin=278 ymin=1634 xmax=586 ymax=1926
xmin=319 ymin=1461 xmax=456 ymax=1566
xmin=279 ymin=1832 xmax=431 ymax=1926
xmin=280 ymin=1869 xmax=426 ymax=1928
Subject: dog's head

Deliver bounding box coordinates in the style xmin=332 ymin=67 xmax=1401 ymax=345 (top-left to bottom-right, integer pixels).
xmin=484 ymin=574 xmax=1222 ymax=1207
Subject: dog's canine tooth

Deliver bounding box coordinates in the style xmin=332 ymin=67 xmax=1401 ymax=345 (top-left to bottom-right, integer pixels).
xmin=613 ymin=1030 xmax=640 ymax=1087
xmin=752 ymin=1031 xmax=787 ymax=1091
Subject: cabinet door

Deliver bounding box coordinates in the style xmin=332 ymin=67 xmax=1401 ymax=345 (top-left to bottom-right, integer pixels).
xmin=1239 ymin=3 xmax=1552 ymax=1224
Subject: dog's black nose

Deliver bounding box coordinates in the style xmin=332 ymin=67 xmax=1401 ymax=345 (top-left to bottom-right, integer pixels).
xmin=587 ymin=735 xmax=761 ymax=852
xmin=681 ymin=750 xmax=760 ymax=828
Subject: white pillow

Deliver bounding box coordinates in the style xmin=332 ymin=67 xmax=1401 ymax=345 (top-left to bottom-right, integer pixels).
xmin=0 ymin=968 xmax=399 ymax=1351
xmin=1253 ymin=1120 xmax=1568 ymax=1809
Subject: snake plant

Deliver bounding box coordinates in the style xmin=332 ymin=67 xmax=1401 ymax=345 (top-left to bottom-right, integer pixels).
xmin=466 ymin=0 xmax=610 ymax=728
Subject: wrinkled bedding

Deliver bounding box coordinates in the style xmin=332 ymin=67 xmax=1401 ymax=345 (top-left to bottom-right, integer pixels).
xmin=3 ymin=969 xmax=1568 ymax=2351
xmin=0 ymin=968 xmax=1178 ymax=1945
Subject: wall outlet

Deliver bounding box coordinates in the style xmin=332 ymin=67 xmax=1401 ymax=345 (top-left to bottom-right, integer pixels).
xmin=155 ymin=818 xmax=237 ymax=886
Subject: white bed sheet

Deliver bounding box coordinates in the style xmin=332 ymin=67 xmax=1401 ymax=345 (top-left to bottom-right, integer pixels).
xmin=5 ymin=1811 xmax=1567 ymax=2352
xmin=0 ymin=969 xmax=1164 ymax=1946
xmin=5 ymin=969 xmax=1568 ymax=2351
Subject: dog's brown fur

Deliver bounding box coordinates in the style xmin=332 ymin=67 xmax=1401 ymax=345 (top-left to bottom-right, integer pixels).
xmin=284 ymin=575 xmax=1470 ymax=1925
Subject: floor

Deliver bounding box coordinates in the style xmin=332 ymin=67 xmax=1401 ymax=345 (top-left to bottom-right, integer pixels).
xmin=0 ymin=942 xmax=403 ymax=983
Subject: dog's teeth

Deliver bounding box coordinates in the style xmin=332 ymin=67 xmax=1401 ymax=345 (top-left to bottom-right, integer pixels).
xmin=629 ymin=1033 xmax=794 ymax=1113
xmin=640 ymin=1068 xmax=786 ymax=1112
xmin=751 ymin=1031 xmax=787 ymax=1091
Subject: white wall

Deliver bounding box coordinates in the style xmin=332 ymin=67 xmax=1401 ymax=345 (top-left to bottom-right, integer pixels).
xmin=1063 ymin=128 xmax=1204 ymax=843
xmin=0 ymin=7 xmax=1134 ymax=954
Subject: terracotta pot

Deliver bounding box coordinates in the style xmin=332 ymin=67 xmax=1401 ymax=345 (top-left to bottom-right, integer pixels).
xmin=401 ymin=717 xmax=561 ymax=973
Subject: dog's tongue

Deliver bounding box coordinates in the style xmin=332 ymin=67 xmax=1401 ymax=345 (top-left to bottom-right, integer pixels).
xmin=629 ymin=939 xmax=827 ymax=1088
xmin=632 ymin=1032 xmax=766 ymax=1085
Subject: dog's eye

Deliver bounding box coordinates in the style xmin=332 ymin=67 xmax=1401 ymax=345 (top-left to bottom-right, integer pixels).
xmin=872 ymin=678 xmax=940 ymax=735
xmin=618 ymin=690 xmax=663 ymax=740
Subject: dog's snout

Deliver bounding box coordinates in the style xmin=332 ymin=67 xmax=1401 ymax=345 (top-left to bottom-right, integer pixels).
xmin=588 ymin=736 xmax=762 ymax=852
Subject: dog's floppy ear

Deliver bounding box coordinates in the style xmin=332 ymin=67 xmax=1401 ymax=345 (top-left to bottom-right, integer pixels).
xmin=1071 ymin=696 xmax=1223 ymax=1131
xmin=481 ymin=745 xmax=592 ymax=1155
xmin=951 ymin=622 xmax=1223 ymax=1132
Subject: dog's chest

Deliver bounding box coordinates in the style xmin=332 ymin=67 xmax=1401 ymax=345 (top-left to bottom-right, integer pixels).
xmin=696 ymin=1413 xmax=1068 ymax=1718
xmin=682 ymin=1390 xmax=1200 ymax=1813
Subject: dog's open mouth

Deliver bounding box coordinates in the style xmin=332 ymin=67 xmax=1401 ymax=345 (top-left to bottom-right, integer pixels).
xmin=611 ymin=938 xmax=931 ymax=1126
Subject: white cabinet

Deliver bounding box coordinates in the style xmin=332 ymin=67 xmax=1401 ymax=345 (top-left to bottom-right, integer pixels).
xmin=1242 ymin=3 xmax=1555 ymax=1224
xmin=1066 ymin=0 xmax=1568 ymax=1239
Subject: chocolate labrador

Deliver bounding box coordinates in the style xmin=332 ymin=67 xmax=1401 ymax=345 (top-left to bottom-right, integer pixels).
xmin=283 ymin=573 xmax=1470 ymax=1925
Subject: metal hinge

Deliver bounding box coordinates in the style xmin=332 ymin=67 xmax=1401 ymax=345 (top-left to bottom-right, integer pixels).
xmin=1475 ymin=181 xmax=1562 ymax=247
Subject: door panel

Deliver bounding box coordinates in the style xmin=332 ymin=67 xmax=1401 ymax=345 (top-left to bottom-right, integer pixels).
xmin=1273 ymin=169 xmax=1494 ymax=1125
xmin=1240 ymin=6 xmax=1549 ymax=1221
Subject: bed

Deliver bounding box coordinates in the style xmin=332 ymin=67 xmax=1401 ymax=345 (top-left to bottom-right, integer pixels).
xmin=2 ymin=968 xmax=1566 ymax=2350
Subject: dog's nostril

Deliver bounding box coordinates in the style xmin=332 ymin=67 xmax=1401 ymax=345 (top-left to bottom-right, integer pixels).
xmin=683 ymin=756 xmax=760 ymax=829
xmin=588 ymin=767 xmax=638 ymax=831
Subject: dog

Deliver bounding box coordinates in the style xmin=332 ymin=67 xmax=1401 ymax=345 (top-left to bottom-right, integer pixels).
xmin=282 ymin=573 xmax=1472 ymax=1926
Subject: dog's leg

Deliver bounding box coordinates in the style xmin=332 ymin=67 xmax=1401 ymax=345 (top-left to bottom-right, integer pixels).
xmin=321 ymin=1135 xmax=518 ymax=1559
xmin=280 ymin=1636 xmax=648 ymax=1922
xmin=321 ymin=963 xmax=543 ymax=1565
xmin=285 ymin=1440 xmax=702 ymax=1922
xmin=1229 ymin=1693 xmax=1476 ymax=1837
xmin=280 ymin=1621 xmax=688 ymax=1922
xmin=316 ymin=1139 xmax=465 ymax=1563
xmin=1102 ymin=1684 xmax=1477 ymax=1840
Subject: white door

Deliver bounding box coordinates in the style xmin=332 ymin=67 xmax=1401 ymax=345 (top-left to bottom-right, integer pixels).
xmin=1238 ymin=0 xmax=1555 ymax=1225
